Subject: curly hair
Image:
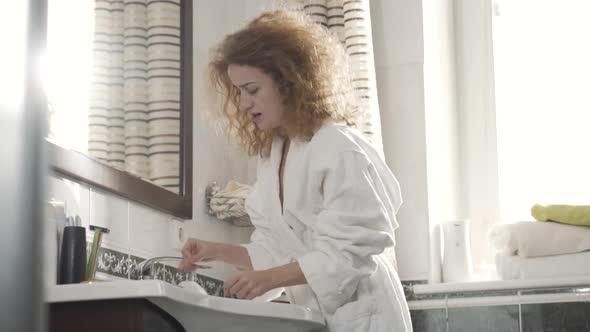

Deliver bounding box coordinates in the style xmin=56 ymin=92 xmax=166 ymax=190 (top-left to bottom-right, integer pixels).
xmin=208 ymin=9 xmax=360 ymax=157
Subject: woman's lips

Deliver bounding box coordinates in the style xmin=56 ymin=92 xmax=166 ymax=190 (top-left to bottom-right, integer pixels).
xmin=252 ymin=113 xmax=262 ymax=123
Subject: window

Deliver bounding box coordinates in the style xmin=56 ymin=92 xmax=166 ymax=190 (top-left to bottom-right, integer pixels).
xmin=46 ymin=0 xmax=94 ymax=154
xmin=428 ymin=0 xmax=590 ymax=274
xmin=492 ymin=0 xmax=590 ymax=221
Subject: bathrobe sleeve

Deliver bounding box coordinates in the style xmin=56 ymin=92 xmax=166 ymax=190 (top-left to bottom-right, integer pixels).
xmin=241 ymin=178 xmax=284 ymax=271
xmin=297 ymin=150 xmax=399 ymax=314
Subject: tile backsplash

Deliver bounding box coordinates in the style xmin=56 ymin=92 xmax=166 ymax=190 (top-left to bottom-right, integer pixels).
xmin=91 ymin=245 xmax=224 ymax=296
xmin=48 ymin=171 xmax=257 ymax=280
xmin=48 ymin=176 xmax=90 ymax=228
xmin=47 ymin=175 xmax=176 ymax=257
xmin=89 ymin=186 xmax=129 ymax=252
xmin=47 ymin=174 xmax=227 ymax=295
xmin=47 ymin=172 xmax=255 ymax=285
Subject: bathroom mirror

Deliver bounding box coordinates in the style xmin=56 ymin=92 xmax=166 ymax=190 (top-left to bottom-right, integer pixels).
xmin=45 ymin=0 xmax=193 ymax=219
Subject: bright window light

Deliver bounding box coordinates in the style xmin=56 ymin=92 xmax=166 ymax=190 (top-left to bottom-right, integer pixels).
xmin=46 ymin=0 xmax=94 ymax=153
xmin=492 ymin=0 xmax=590 ymax=221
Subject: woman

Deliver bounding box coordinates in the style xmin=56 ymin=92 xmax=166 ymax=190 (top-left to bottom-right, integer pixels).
xmin=179 ymin=9 xmax=412 ymax=332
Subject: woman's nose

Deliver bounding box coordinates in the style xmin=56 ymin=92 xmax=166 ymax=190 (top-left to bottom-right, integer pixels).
xmin=238 ymin=95 xmax=252 ymax=112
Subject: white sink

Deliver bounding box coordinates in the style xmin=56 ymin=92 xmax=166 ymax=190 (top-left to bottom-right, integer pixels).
xmin=46 ymin=280 xmax=325 ymax=332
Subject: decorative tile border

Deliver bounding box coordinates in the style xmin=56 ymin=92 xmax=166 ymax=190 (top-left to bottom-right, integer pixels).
xmin=138 ymin=262 xmax=225 ymax=297
xmin=90 ymin=246 xmax=225 ymax=296
xmin=95 ymin=246 xmax=131 ymax=279
xmin=127 ymin=253 xmax=146 ymax=280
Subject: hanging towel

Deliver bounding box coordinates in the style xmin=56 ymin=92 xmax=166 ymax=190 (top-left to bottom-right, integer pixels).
xmin=531 ymin=204 xmax=590 ymax=226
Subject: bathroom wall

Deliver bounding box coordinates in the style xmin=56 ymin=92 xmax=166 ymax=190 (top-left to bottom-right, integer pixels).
xmin=45 ymin=0 xmax=275 ymax=284
xmin=46 ymin=0 xmax=452 ymax=285
xmin=47 ymin=174 xmax=226 ymax=295
xmin=370 ymin=0 xmax=431 ymax=281
xmin=47 ymin=176 xmax=181 ymax=276
xmin=190 ymin=0 xmax=435 ymax=283
xmin=190 ymin=0 xmax=274 ymax=280
xmin=45 ymin=2 xmax=590 ymax=330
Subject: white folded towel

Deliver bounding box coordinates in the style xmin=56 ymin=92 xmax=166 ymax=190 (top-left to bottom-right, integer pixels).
xmin=495 ymin=251 xmax=590 ymax=280
xmin=489 ymin=221 xmax=590 ymax=258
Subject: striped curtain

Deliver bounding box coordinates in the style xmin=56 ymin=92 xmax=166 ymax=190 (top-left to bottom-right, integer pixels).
xmin=88 ymin=0 xmax=181 ymax=193
xmin=286 ymin=0 xmax=383 ymax=153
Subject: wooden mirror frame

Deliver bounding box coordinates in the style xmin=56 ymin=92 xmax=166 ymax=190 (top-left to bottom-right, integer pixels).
xmin=48 ymin=0 xmax=193 ymax=219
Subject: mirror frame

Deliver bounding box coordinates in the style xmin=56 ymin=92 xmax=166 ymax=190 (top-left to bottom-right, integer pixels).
xmin=48 ymin=0 xmax=193 ymax=219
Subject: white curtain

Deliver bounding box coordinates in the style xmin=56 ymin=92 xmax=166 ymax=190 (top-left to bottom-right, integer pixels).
xmin=286 ymin=0 xmax=383 ymax=153
xmin=88 ymin=0 xmax=181 ymax=193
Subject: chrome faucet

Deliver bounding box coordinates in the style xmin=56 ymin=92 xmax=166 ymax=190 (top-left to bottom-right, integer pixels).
xmin=132 ymin=256 xmax=180 ymax=280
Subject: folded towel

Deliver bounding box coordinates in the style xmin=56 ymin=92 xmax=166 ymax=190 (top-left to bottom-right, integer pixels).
xmin=531 ymin=204 xmax=590 ymax=226
xmin=495 ymin=251 xmax=590 ymax=280
xmin=489 ymin=221 xmax=590 ymax=258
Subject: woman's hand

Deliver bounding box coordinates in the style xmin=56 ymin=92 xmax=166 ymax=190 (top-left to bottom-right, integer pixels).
xmin=178 ymin=239 xmax=219 ymax=272
xmin=224 ymin=270 xmax=275 ymax=300
xmin=178 ymin=238 xmax=254 ymax=272
xmin=224 ymin=262 xmax=307 ymax=300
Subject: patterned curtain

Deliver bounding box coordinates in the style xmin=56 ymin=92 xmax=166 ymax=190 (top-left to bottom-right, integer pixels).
xmin=286 ymin=0 xmax=383 ymax=153
xmin=88 ymin=0 xmax=181 ymax=193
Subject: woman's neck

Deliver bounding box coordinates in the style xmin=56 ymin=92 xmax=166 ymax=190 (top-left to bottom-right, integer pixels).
xmin=274 ymin=126 xmax=291 ymax=140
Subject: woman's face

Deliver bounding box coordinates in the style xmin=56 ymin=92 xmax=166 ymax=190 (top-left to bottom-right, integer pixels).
xmin=227 ymin=64 xmax=286 ymax=131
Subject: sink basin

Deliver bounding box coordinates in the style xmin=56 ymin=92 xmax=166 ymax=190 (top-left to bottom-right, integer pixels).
xmin=46 ymin=280 xmax=325 ymax=332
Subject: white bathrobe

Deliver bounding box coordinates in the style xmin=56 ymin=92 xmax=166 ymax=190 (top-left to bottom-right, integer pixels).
xmin=243 ymin=122 xmax=413 ymax=332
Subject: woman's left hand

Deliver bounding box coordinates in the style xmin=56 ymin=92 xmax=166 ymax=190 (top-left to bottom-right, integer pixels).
xmin=224 ymin=270 xmax=275 ymax=300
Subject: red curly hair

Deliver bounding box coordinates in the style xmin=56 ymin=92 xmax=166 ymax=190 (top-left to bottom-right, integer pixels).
xmin=208 ymin=9 xmax=360 ymax=157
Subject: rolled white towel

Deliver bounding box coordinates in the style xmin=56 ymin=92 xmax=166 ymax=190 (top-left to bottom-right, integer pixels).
xmin=209 ymin=180 xmax=253 ymax=226
xmin=489 ymin=221 xmax=590 ymax=258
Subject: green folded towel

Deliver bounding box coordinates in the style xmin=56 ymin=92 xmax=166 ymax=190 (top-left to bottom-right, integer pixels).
xmin=531 ymin=204 xmax=590 ymax=226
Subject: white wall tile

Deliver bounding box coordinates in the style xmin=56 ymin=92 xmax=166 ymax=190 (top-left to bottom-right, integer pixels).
xmin=191 ymin=0 xmax=271 ymax=281
xmin=89 ymin=188 xmax=129 ymax=251
xmin=47 ymin=176 xmax=90 ymax=226
xmin=128 ymin=202 xmax=176 ymax=259
xmin=192 ymin=0 xmax=269 ymax=224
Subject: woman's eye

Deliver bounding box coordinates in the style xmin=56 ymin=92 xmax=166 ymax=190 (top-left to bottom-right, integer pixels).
xmin=247 ymin=88 xmax=258 ymax=95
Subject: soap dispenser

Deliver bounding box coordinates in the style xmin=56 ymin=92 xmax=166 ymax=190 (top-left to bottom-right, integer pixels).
xmin=441 ymin=220 xmax=473 ymax=283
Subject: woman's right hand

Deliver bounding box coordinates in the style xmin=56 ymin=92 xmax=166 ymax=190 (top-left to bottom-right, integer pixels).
xmin=178 ymin=239 xmax=220 ymax=272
